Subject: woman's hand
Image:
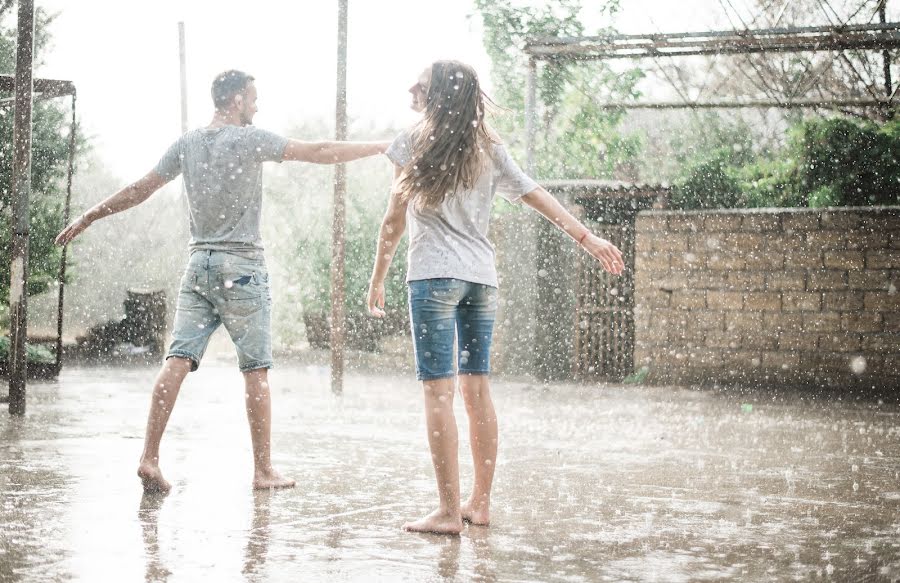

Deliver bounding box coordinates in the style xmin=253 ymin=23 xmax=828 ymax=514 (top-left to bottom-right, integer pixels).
xmin=581 ymin=233 xmax=624 ymax=275
xmin=55 ymin=214 xmax=92 ymax=246
xmin=367 ymin=279 xmax=386 ymax=318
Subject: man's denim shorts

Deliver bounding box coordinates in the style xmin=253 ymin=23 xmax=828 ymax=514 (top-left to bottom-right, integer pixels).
xmin=166 ymin=249 xmax=273 ymax=372
xmin=407 ymin=278 xmax=498 ymax=381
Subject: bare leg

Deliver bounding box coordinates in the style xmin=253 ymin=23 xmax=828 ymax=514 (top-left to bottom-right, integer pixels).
xmin=404 ymin=377 xmax=463 ymax=535
xmin=244 ymin=368 xmax=295 ymax=490
xmin=459 ymin=374 xmax=497 ymax=526
xmin=138 ymin=357 xmax=193 ymax=494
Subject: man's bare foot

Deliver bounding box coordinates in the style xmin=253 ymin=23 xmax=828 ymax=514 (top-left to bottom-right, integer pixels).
xmin=461 ymin=498 xmax=490 ymax=526
xmin=252 ymin=468 xmax=295 ymax=490
xmin=137 ymin=463 xmax=171 ymax=494
xmin=403 ymin=508 xmax=463 ymax=535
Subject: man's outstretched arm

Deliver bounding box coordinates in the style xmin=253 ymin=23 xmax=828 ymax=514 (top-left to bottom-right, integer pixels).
xmin=55 ymin=170 xmax=171 ymax=246
xmin=282 ymin=140 xmax=389 ymax=164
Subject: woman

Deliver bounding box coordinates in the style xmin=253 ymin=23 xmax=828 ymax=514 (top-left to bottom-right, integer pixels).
xmin=367 ymin=61 xmax=624 ymax=535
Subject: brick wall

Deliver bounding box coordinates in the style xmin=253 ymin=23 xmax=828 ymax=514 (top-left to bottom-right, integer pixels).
xmin=634 ymin=206 xmax=900 ymax=388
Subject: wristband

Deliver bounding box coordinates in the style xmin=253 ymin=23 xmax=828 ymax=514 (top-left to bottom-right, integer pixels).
xmin=577 ymin=231 xmax=590 ymax=246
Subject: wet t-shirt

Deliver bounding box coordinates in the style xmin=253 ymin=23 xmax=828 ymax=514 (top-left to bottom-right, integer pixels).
xmin=154 ymin=125 xmax=289 ymax=251
xmin=386 ymin=129 xmax=539 ymax=287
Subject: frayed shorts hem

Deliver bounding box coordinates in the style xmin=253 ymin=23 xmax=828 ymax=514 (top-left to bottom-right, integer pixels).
xmin=240 ymin=361 xmax=274 ymax=373
xmin=166 ymin=351 xmax=200 ymax=372
xmin=416 ymin=369 xmax=490 ymax=382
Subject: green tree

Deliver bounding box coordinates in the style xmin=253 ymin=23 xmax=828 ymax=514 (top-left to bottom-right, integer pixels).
xmin=473 ymin=0 xmax=642 ymax=180
xmin=0 ymin=6 xmax=81 ymax=306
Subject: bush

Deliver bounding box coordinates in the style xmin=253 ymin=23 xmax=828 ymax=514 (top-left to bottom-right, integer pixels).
xmin=671 ymin=115 xmax=900 ymax=210
xmin=294 ymin=196 xmax=409 ymax=351
xmin=0 ymin=336 xmax=56 ymax=365
xmin=795 ymin=117 xmax=900 ymax=207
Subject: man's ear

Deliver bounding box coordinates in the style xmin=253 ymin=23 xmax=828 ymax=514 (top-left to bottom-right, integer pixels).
xmin=234 ymin=94 xmax=244 ymax=108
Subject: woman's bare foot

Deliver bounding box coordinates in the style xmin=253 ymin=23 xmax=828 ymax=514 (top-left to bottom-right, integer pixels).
xmin=137 ymin=463 xmax=171 ymax=494
xmin=403 ymin=508 xmax=464 ymax=535
xmin=252 ymin=468 xmax=296 ymax=490
xmin=461 ymin=497 xmax=490 ymax=526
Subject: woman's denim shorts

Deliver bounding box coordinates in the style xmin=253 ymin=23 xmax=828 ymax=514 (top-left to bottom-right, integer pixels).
xmin=407 ymin=278 xmax=498 ymax=381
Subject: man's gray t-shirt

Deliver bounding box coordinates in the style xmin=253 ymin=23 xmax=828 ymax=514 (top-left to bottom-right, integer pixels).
xmin=154 ymin=126 xmax=288 ymax=251
xmin=386 ymin=129 xmax=539 ymax=288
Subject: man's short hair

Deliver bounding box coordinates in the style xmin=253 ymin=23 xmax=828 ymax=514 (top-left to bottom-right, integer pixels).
xmin=211 ymin=70 xmax=255 ymax=109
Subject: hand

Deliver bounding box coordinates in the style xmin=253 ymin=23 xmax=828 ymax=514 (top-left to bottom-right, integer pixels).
xmin=55 ymin=214 xmax=92 ymax=246
xmin=580 ymin=233 xmax=624 ymax=275
xmin=367 ymin=279 xmax=386 ymax=318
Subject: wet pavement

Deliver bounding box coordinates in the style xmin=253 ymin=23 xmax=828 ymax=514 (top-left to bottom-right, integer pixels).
xmin=1 ymin=363 xmax=899 ymax=582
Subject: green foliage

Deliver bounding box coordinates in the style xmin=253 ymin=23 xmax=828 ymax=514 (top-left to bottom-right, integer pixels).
xmin=0 ymin=9 xmax=81 ymax=305
xmin=474 ymin=0 xmax=642 ymax=180
xmin=795 ymin=116 xmax=900 ymax=207
xmin=295 ymin=198 xmax=409 ymax=318
xmin=671 ymin=114 xmax=900 ymax=210
xmin=0 ymin=336 xmax=56 ymax=364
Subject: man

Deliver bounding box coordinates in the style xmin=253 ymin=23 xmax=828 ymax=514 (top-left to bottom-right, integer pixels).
xmin=56 ymin=70 xmax=387 ymax=493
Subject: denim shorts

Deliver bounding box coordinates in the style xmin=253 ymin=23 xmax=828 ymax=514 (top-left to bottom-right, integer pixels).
xmin=408 ymin=278 xmax=498 ymax=381
xmin=166 ymin=249 xmax=273 ymax=372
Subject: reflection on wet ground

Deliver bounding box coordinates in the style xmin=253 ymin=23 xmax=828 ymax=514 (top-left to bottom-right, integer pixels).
xmin=1 ymin=364 xmax=899 ymax=582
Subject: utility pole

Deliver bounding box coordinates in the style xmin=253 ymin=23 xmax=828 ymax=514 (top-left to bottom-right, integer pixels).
xmin=178 ymin=22 xmax=188 ymax=134
xmin=331 ymin=0 xmax=348 ymax=394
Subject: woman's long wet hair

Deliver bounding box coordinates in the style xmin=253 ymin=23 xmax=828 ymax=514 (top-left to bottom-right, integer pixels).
xmin=397 ymin=60 xmax=498 ymax=210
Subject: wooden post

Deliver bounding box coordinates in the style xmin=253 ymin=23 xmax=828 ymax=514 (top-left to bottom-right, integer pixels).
xmin=330 ymin=0 xmax=348 ymax=394
xmin=8 ymin=0 xmax=35 ymax=415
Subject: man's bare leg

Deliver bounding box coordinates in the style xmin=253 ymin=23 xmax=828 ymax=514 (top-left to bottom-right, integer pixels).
xmin=404 ymin=377 xmax=463 ymax=535
xmin=138 ymin=357 xmax=193 ymax=494
xmin=459 ymin=374 xmax=497 ymax=526
xmin=244 ymin=368 xmax=295 ymax=490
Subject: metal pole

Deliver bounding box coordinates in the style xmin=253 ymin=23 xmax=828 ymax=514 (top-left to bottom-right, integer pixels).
xmin=525 ymin=57 xmax=537 ymax=176
xmin=178 ymin=22 xmax=188 ymax=133
xmin=9 ymin=0 xmax=35 ymax=415
xmin=56 ymin=93 xmax=77 ymax=371
xmin=330 ymin=0 xmax=348 ymax=394
xmin=880 ymin=1 xmax=893 ymax=101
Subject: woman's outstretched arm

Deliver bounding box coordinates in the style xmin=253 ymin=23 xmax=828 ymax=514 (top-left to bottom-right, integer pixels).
xmin=521 ymin=186 xmax=624 ymax=275
xmin=367 ymin=165 xmax=409 ymax=317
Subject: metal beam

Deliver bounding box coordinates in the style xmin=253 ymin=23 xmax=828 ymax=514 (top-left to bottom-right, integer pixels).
xmin=0 ymin=75 xmax=75 ymax=96
xmin=525 ymin=57 xmax=537 ymax=176
xmin=525 ymin=22 xmax=900 ymax=60
xmin=588 ymin=97 xmax=893 ymax=109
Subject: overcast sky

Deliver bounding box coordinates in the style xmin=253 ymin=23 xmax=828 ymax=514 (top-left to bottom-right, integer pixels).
xmin=30 ymin=0 xmax=866 ymax=180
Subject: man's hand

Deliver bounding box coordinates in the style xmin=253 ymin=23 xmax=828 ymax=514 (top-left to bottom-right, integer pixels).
xmin=367 ymin=280 xmax=386 ymax=318
xmin=55 ymin=215 xmax=92 ymax=246
xmin=581 ymin=233 xmax=625 ymax=275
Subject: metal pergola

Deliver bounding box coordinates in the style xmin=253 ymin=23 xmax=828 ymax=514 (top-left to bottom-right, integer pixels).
xmin=4 ymin=0 xmax=77 ymax=414
xmin=522 ymin=21 xmax=900 ymax=171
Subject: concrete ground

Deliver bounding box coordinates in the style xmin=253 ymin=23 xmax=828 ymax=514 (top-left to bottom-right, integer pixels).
xmin=1 ymin=362 xmax=898 ymax=582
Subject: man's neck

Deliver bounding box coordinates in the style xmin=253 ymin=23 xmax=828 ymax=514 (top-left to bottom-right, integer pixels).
xmin=207 ymin=110 xmax=243 ymax=128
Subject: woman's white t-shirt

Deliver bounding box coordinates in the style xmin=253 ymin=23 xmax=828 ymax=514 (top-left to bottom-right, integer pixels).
xmin=386 ymin=129 xmax=539 ymax=288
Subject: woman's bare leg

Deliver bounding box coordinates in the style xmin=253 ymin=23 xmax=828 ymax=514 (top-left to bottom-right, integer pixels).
xmin=404 ymin=377 xmax=463 ymax=535
xmin=459 ymin=374 xmax=497 ymax=525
